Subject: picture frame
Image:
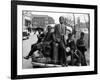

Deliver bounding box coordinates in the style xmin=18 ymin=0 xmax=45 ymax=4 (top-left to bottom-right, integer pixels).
xmin=11 ymin=0 xmax=98 ymax=79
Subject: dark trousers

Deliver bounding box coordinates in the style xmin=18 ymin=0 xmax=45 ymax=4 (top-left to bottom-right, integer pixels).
xmin=75 ymin=50 xmax=87 ymax=66
xmin=28 ymin=44 xmax=38 ymax=57
xmin=81 ymin=52 xmax=87 ymax=66
xmin=28 ymin=43 xmax=42 ymax=57
xmin=66 ymin=51 xmax=75 ymax=66
xmin=77 ymin=47 xmax=87 ymax=66
xmin=53 ymin=41 xmax=66 ymax=65
xmin=59 ymin=40 xmax=66 ymax=65
xmin=59 ymin=48 xmax=66 ymax=65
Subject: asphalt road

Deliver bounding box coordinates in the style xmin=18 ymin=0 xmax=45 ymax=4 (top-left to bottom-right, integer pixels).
xmin=22 ymin=33 xmax=38 ymax=69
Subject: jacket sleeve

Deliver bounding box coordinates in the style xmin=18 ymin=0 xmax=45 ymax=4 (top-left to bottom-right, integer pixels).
xmin=52 ymin=25 xmax=57 ymax=42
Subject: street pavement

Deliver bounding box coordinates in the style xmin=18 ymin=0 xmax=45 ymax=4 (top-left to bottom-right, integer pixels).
xmin=22 ymin=33 xmax=38 ymax=69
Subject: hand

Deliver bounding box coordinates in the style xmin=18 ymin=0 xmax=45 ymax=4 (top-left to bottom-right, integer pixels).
xmin=66 ymin=47 xmax=70 ymax=52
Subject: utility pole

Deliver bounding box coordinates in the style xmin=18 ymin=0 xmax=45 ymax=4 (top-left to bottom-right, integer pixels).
xmin=73 ymin=13 xmax=76 ymax=38
xmin=83 ymin=14 xmax=90 ymax=48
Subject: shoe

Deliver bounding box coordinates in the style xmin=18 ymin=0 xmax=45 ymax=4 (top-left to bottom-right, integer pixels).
xmin=24 ymin=56 xmax=29 ymax=60
xmin=61 ymin=64 xmax=65 ymax=67
xmin=65 ymin=64 xmax=68 ymax=67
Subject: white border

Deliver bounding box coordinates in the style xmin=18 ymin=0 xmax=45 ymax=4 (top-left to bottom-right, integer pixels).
xmin=17 ymin=5 xmax=94 ymax=75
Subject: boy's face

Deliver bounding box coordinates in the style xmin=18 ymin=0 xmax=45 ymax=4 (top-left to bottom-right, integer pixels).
xmin=59 ymin=17 xmax=64 ymax=24
xmin=47 ymin=26 xmax=51 ymax=32
xmin=81 ymin=34 xmax=84 ymax=39
xmin=38 ymin=30 xmax=42 ymax=34
xmin=68 ymin=34 xmax=72 ymax=39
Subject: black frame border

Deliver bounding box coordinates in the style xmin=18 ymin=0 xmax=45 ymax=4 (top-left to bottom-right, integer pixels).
xmin=11 ymin=1 xmax=98 ymax=79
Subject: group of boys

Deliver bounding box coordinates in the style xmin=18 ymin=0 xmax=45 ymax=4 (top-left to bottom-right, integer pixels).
xmin=24 ymin=16 xmax=87 ymax=66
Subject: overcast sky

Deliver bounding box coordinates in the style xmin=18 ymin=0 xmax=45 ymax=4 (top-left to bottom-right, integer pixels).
xmin=25 ymin=11 xmax=89 ymax=24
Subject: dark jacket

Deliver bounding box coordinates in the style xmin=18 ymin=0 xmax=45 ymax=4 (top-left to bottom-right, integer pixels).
xmin=76 ymin=38 xmax=87 ymax=54
xmin=66 ymin=39 xmax=76 ymax=51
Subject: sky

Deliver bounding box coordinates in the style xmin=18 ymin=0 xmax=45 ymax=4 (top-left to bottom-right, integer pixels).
xmin=31 ymin=11 xmax=89 ymax=24
xmin=24 ymin=11 xmax=89 ymax=24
